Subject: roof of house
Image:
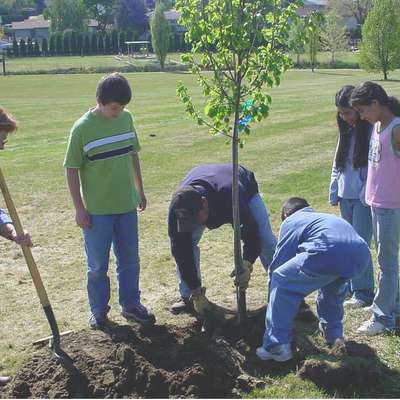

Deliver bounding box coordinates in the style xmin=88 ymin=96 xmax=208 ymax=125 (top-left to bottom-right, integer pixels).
xmin=11 ymin=15 xmax=49 ymax=29
xmin=305 ymin=0 xmax=327 ymax=5
xmin=147 ymin=9 xmax=180 ymax=21
xmin=297 ymin=0 xmax=326 ymax=16
xmin=164 ymin=9 xmax=180 ymax=20
xmin=11 ymin=14 xmax=98 ymax=30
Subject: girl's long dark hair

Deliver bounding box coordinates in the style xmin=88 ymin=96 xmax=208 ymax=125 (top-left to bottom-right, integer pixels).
xmin=335 ymin=85 xmax=370 ymax=171
xmin=350 ymin=81 xmax=400 ymax=117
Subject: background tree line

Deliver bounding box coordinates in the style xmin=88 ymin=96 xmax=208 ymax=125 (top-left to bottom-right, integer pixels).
xmin=7 ymin=29 xmax=189 ymax=57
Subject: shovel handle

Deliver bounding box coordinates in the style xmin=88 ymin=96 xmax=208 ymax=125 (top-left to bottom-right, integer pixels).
xmin=0 ymin=166 xmax=50 ymax=308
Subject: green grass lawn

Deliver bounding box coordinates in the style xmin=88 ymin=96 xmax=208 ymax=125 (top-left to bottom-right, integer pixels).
xmin=293 ymin=51 xmax=360 ymax=66
xmin=4 ymin=55 xmax=123 ymax=73
xmin=3 ymin=51 xmax=358 ymax=75
xmin=3 ymin=54 xmax=183 ymax=74
xmin=0 ymin=69 xmax=400 ymax=397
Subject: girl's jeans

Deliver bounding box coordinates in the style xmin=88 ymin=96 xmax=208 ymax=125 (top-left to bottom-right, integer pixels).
xmin=339 ymin=198 xmax=374 ymax=304
xmin=371 ymin=207 xmax=400 ymax=328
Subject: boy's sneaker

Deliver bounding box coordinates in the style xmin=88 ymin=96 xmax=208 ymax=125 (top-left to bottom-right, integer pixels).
xmin=344 ymin=297 xmax=367 ymax=309
xmin=89 ymin=313 xmax=108 ymax=330
xmin=122 ymin=304 xmax=156 ymax=326
xmin=256 ymin=344 xmax=293 ymax=362
xmin=357 ymin=318 xmax=386 ymax=336
xmin=170 ymin=297 xmax=193 ymax=314
xmin=0 ymin=376 xmax=11 ymax=386
xmin=89 ymin=305 xmax=110 ymax=330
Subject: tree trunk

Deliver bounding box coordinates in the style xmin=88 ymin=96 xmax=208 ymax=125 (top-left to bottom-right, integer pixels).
xmin=232 ymin=84 xmax=246 ymax=326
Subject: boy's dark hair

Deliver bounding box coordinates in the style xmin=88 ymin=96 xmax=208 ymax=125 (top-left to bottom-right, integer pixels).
xmin=0 ymin=107 xmax=18 ymax=133
xmin=350 ymin=81 xmax=400 ymax=117
xmin=335 ymin=85 xmax=370 ymax=171
xmin=96 ymin=72 xmax=132 ymax=105
xmin=281 ymin=197 xmax=309 ymax=221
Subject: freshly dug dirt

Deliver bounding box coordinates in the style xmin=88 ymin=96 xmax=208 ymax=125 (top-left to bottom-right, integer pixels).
xmin=297 ymin=340 xmax=390 ymax=393
xmin=5 ymin=316 xmax=271 ymax=399
xmin=2 ymin=306 xmax=388 ymax=398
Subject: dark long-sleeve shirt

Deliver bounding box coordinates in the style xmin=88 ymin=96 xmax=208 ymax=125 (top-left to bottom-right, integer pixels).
xmin=168 ymin=163 xmax=261 ymax=291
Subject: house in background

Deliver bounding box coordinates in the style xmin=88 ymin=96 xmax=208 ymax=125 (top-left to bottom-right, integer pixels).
xmin=11 ymin=15 xmax=49 ymax=40
xmin=297 ymin=0 xmax=327 ymax=16
xmin=146 ymin=9 xmax=185 ymax=34
xmin=163 ymin=9 xmax=185 ymax=34
xmin=297 ymin=0 xmax=359 ymax=36
xmin=11 ymin=15 xmax=99 ymax=40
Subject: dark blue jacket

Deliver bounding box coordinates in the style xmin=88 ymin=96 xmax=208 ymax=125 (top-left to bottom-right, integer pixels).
xmin=270 ymin=207 xmax=371 ymax=278
xmin=168 ymin=164 xmax=260 ymax=291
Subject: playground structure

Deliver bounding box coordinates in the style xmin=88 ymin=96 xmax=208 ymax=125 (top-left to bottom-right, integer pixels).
xmin=125 ymin=41 xmax=151 ymax=58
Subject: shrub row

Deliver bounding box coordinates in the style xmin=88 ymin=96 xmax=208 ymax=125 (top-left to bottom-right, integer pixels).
xmin=6 ymin=31 xmax=190 ymax=57
xmin=4 ymin=60 xmax=189 ymax=75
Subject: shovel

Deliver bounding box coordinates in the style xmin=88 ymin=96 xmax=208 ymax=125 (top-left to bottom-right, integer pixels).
xmin=0 ymin=165 xmax=73 ymax=370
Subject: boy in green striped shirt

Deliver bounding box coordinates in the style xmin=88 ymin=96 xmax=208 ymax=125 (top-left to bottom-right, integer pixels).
xmin=64 ymin=73 xmax=155 ymax=329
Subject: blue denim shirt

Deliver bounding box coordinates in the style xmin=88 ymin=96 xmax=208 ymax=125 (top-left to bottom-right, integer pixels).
xmin=0 ymin=208 xmax=11 ymax=225
xmin=329 ymin=129 xmax=368 ymax=206
xmin=270 ymin=207 xmax=371 ymax=278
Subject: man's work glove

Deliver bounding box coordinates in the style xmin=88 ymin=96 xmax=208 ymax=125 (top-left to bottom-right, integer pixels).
xmin=190 ymin=287 xmax=211 ymax=315
xmin=230 ymin=260 xmax=253 ymax=290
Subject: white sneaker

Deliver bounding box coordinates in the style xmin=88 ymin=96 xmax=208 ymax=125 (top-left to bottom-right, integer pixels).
xmin=357 ymin=318 xmax=386 ymax=336
xmin=343 ymin=298 xmax=367 ymax=309
xmin=256 ymin=344 xmax=293 ymax=362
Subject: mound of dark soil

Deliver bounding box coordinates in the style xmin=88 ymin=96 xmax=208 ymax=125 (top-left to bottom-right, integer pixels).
xmin=3 ymin=306 xmax=390 ymax=398
xmin=6 ymin=320 xmax=270 ymax=399
xmin=297 ymin=340 xmax=395 ymax=395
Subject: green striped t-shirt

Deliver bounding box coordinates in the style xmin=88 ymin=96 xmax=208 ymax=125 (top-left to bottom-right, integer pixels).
xmin=64 ymin=108 xmax=141 ymax=214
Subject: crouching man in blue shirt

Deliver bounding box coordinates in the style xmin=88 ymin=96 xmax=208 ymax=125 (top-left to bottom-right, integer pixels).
xmin=257 ymin=197 xmax=371 ymax=362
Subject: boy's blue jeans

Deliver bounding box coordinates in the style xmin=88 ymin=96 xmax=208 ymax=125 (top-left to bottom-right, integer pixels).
xmin=371 ymin=207 xmax=400 ymax=329
xmin=263 ymin=254 xmax=349 ymax=350
xmin=83 ymin=211 xmax=141 ymax=317
xmin=339 ymin=199 xmax=374 ymax=304
xmin=177 ymin=193 xmax=277 ymax=298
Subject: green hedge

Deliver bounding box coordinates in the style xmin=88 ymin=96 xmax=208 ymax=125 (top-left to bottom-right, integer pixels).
xmin=293 ymin=60 xmax=360 ymax=69
xmin=4 ymin=62 xmax=189 ymax=76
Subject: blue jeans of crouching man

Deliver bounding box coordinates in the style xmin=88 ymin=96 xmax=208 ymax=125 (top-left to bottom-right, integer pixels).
xmin=263 ymin=253 xmax=366 ymax=350
xmin=83 ymin=211 xmax=141 ymax=317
